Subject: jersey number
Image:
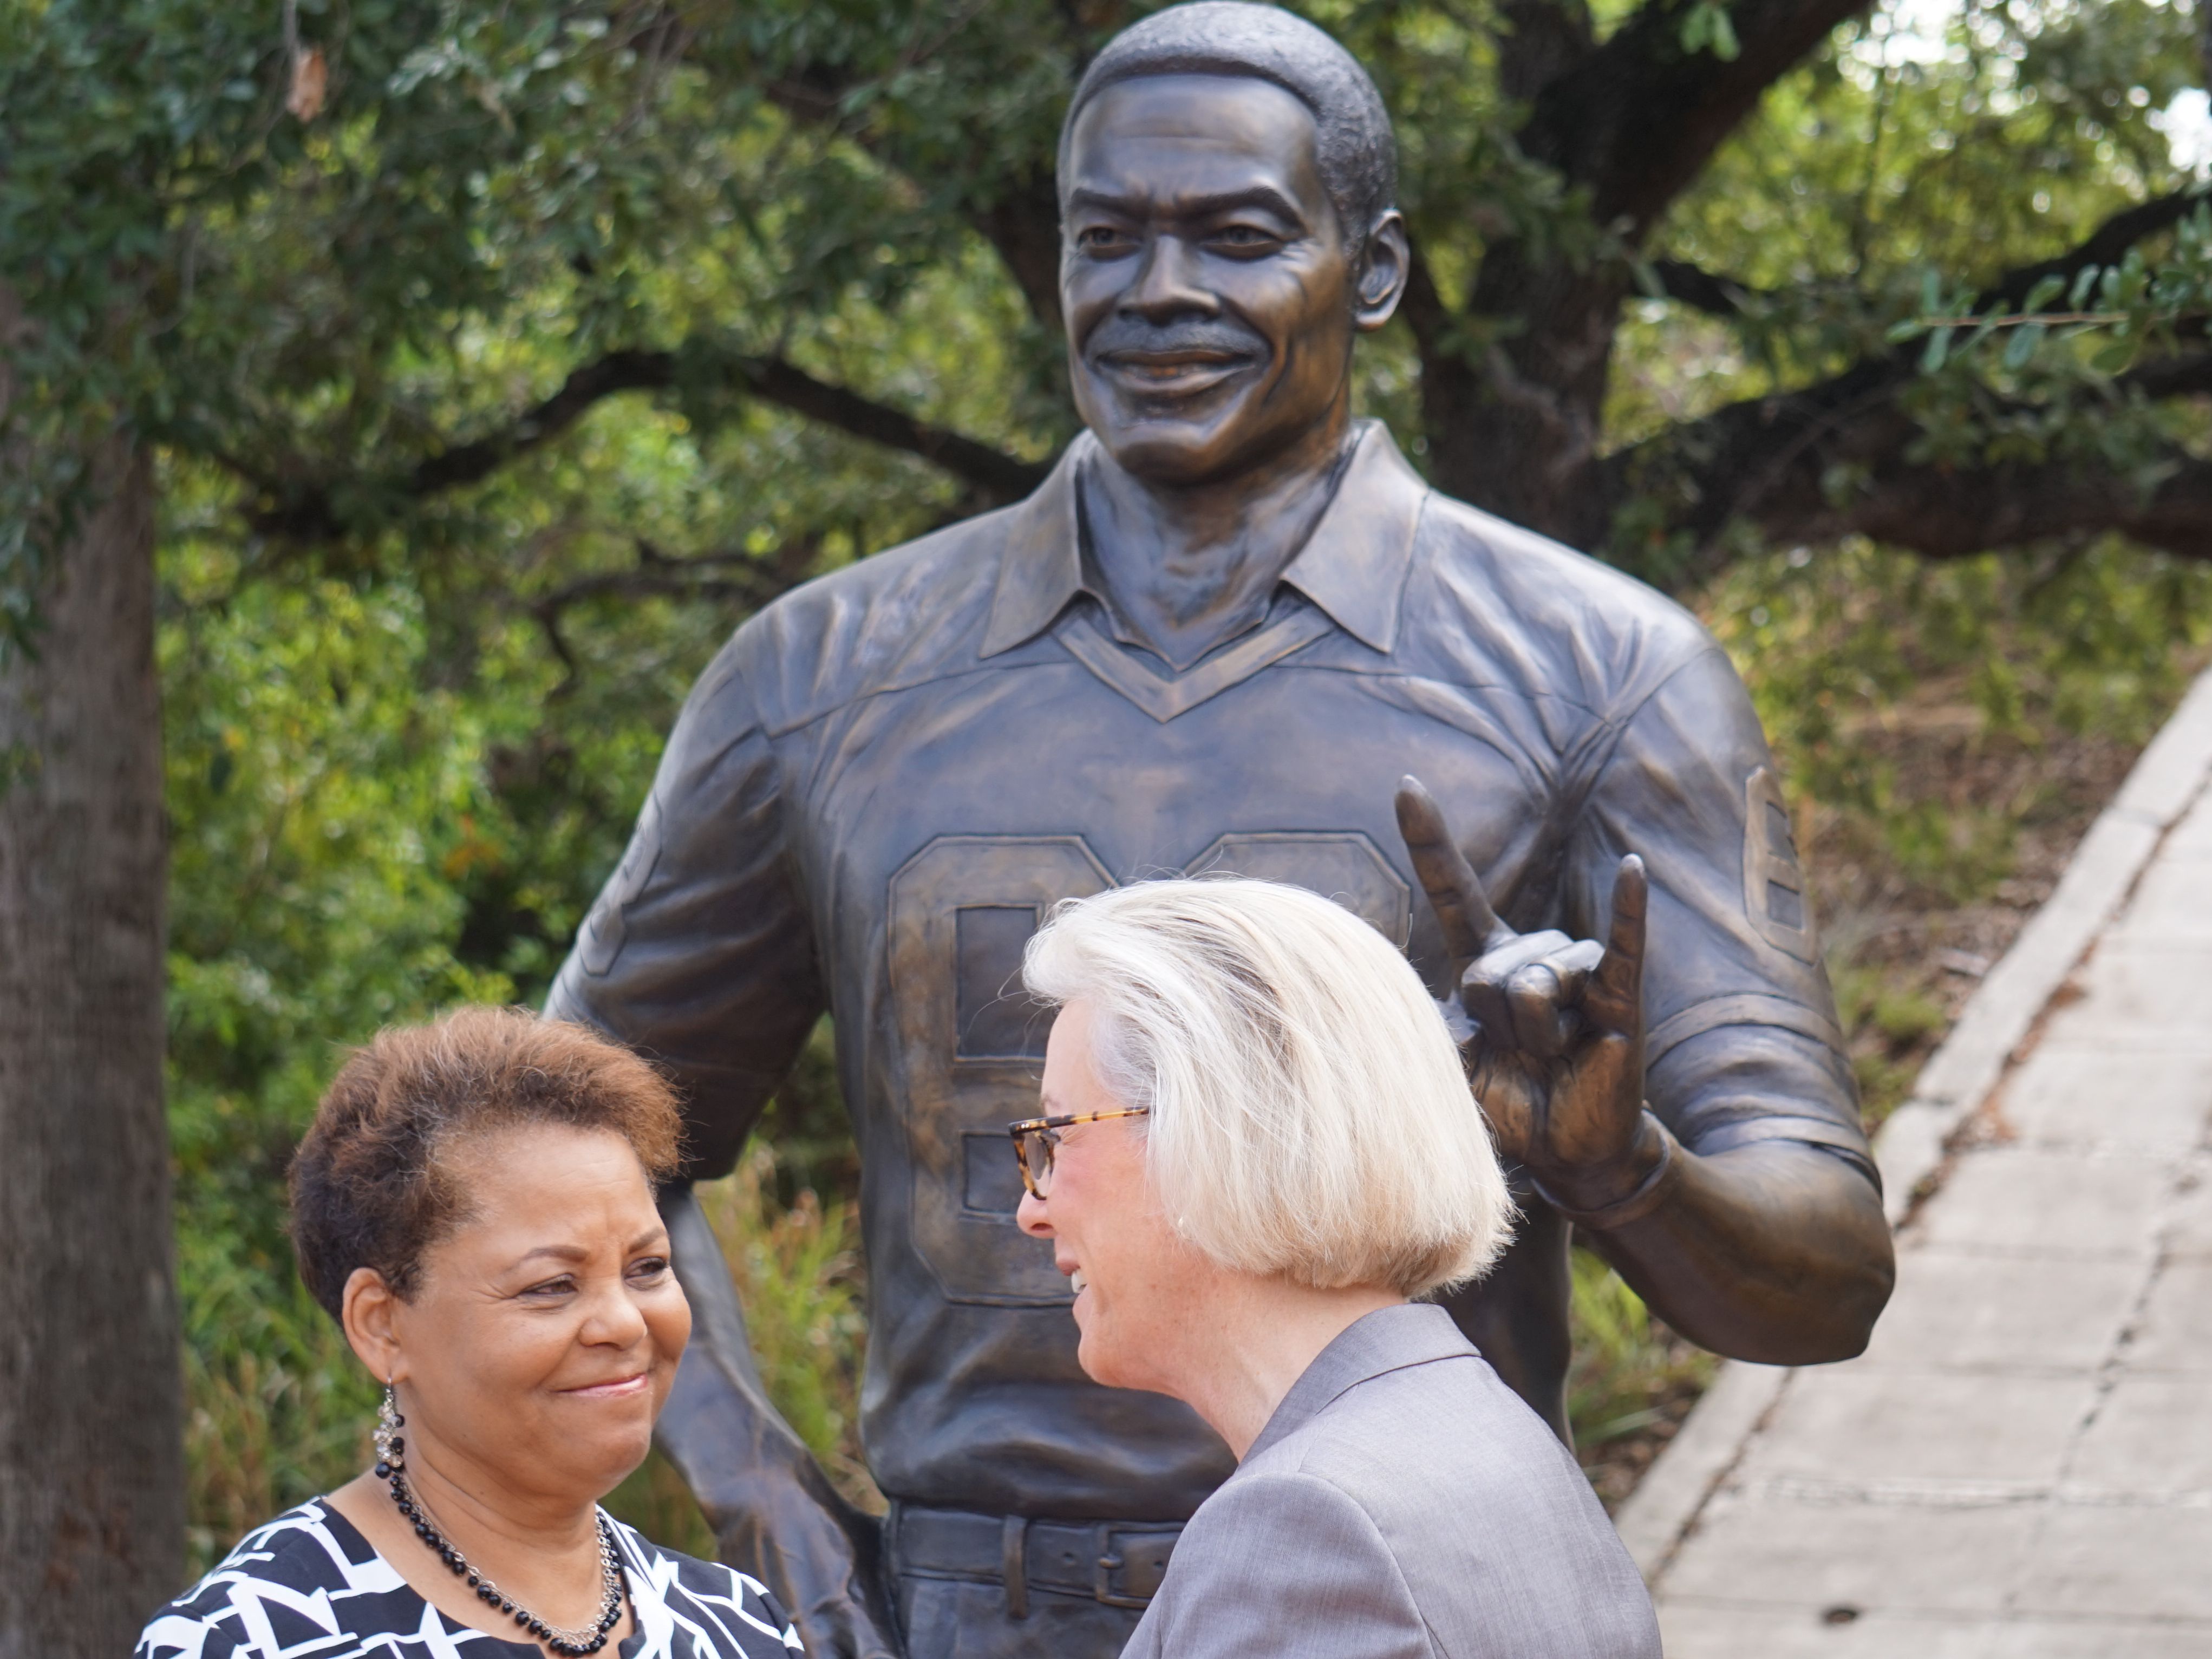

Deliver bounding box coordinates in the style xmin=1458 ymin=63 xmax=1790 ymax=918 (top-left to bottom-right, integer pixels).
xmin=887 ymin=832 xmax=1408 ymax=1305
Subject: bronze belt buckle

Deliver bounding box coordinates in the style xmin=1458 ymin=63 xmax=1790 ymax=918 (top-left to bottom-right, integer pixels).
xmin=1092 ymin=1526 xmax=1176 ymax=1608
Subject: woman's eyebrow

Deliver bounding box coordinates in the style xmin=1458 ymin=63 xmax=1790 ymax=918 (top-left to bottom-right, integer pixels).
xmin=511 ymin=1243 xmax=590 ymax=1269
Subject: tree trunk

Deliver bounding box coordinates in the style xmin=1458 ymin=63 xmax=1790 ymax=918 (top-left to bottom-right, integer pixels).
xmin=0 ymin=296 xmax=182 ymax=1652
xmin=1419 ymin=249 xmax=1629 ymax=550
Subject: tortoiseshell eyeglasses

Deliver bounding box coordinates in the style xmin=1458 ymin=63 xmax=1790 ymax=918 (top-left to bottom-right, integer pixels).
xmin=1005 ymin=1108 xmax=1150 ymax=1199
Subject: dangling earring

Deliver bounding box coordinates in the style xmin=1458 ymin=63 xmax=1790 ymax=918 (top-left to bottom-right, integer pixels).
xmin=373 ymin=1379 xmax=406 ymax=1481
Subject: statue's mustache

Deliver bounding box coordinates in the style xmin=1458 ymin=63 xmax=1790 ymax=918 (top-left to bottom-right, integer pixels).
xmin=1085 ymin=317 xmax=1267 ymax=362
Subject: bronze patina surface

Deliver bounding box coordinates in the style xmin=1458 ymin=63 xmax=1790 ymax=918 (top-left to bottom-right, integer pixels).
xmin=546 ymin=8 xmax=1894 ymax=1656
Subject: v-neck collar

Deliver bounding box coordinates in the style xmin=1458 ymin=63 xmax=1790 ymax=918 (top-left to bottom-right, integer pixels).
xmin=1053 ymin=602 xmax=1336 ymax=723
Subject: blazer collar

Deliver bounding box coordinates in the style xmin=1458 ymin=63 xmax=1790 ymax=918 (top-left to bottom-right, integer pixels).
xmin=978 ymin=420 xmax=1428 ymax=660
xmin=1244 ymin=1302 xmax=1474 ymax=1464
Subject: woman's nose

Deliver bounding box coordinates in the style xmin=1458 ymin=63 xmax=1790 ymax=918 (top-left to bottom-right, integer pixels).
xmin=1016 ymin=1190 xmax=1053 ymax=1238
xmin=582 ymin=1277 xmax=651 ymax=1345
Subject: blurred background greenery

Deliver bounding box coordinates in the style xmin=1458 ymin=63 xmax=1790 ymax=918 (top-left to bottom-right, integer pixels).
xmin=12 ymin=0 xmax=2206 ymax=1571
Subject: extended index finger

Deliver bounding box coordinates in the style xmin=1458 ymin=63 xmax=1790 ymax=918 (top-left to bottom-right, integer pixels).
xmin=1590 ymin=853 xmax=1648 ymax=1010
xmin=1394 ymin=774 xmax=1509 ymax=964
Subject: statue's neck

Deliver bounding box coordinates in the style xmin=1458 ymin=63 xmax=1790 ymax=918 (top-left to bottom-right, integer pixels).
xmin=1080 ymin=418 xmax=1358 ymax=671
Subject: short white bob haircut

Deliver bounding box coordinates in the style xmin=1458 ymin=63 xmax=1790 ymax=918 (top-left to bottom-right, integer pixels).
xmin=1022 ymin=877 xmax=1515 ymax=1298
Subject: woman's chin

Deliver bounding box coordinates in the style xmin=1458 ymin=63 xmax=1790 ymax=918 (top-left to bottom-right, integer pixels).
xmin=1074 ymin=1325 xmax=1128 ymax=1390
xmin=539 ymin=1397 xmax=658 ymax=1486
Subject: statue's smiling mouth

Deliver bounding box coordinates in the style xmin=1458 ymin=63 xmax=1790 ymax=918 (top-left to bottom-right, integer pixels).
xmin=1088 ymin=318 xmax=1267 ymax=397
xmin=1096 ymin=347 xmax=1258 ymax=393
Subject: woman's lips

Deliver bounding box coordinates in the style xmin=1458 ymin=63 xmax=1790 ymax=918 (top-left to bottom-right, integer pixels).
xmin=561 ymin=1371 xmax=650 ymax=1400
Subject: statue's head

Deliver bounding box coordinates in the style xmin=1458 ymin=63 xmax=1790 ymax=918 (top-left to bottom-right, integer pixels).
xmin=1058 ymin=2 xmax=1407 ymax=486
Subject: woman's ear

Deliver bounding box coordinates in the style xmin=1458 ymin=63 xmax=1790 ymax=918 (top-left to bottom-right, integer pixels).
xmin=341 ymin=1266 xmax=404 ymax=1384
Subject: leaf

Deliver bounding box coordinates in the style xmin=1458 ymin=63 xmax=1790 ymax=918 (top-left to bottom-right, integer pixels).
xmin=2090 ymin=337 xmax=2138 ymax=374
xmin=2069 ymin=266 xmax=2100 ymax=310
xmin=2002 ymin=321 xmax=2045 ymax=370
xmin=1676 ymin=2 xmax=1740 ymax=62
xmin=2021 ymin=276 xmax=2064 ymax=316
xmin=1921 ymin=326 xmax=1953 ymax=374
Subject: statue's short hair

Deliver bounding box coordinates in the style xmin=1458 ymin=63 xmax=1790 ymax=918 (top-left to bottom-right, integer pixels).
xmin=1060 ymin=2 xmax=1398 ymax=246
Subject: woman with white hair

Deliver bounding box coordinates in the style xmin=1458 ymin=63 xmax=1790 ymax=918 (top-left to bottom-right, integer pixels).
xmin=1011 ymin=879 xmax=1660 ymax=1659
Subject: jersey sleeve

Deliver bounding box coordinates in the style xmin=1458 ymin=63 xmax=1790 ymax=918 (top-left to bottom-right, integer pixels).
xmin=545 ymin=638 xmax=827 ymax=1181
xmin=1567 ymin=645 xmax=1876 ymax=1181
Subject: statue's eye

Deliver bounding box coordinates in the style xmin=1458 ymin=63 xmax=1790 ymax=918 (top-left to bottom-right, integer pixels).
xmin=1077 ymin=225 xmax=1136 ymax=253
xmin=1209 ymin=225 xmax=1282 ymax=254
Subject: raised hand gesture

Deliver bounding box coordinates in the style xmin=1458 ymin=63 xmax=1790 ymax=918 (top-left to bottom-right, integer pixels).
xmin=1394 ymin=775 xmax=1668 ymax=1222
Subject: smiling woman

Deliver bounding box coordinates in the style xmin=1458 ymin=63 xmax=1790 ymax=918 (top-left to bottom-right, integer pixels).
xmin=1013 ymin=879 xmax=1661 ymax=1658
xmin=135 ymin=1009 xmax=805 ymax=1659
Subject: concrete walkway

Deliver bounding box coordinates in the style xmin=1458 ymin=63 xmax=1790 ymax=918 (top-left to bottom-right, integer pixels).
xmin=1617 ymin=668 xmax=2212 ymax=1657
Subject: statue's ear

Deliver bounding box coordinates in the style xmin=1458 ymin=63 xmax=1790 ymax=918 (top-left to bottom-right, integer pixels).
xmin=1355 ymin=212 xmax=1410 ymax=330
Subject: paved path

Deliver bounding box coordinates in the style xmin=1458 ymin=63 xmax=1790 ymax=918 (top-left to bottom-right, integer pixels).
xmin=1617 ymin=668 xmax=2212 ymax=1657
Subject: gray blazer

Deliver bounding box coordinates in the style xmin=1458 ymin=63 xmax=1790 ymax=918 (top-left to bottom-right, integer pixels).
xmin=1121 ymin=1304 xmax=1661 ymax=1659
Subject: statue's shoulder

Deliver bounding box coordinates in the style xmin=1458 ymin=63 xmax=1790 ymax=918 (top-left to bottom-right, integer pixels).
xmin=692 ymin=504 xmax=1020 ymax=736
xmin=1410 ymin=490 xmax=1721 ymax=717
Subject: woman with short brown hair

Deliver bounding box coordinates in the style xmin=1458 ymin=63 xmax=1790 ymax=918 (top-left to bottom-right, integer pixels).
xmin=138 ymin=1007 xmax=801 ymax=1659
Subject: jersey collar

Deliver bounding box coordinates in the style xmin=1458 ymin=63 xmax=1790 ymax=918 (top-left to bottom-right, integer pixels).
xmin=979 ymin=419 xmax=1429 ymax=661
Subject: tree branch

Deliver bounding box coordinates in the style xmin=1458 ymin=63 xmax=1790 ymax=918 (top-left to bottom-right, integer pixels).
xmin=1582 ymin=182 xmax=2212 ymax=571
xmin=2120 ymin=351 xmax=2212 ymax=401
xmin=1984 ymin=187 xmax=2212 ymax=312
xmin=1637 ymin=190 xmax=2208 ymax=334
xmin=1603 ymin=354 xmax=2212 ymax=573
xmin=242 ymin=347 xmax=1046 ymax=543
xmin=1518 ymin=0 xmax=1877 ymax=236
xmin=734 ymin=356 xmax=1047 ymax=500
xmin=1647 ymin=258 xmax=1764 ymax=316
xmin=526 ymin=534 xmax=823 ymax=696
xmin=761 ymin=63 xmax=1066 ymax=335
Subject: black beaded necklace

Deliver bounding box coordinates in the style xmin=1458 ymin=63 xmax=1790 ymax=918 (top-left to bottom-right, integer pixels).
xmin=374 ymin=1386 xmax=629 ymax=1655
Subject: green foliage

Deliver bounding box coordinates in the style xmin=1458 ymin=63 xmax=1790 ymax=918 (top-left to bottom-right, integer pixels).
xmin=1703 ymin=533 xmax=2212 ymax=1121
xmin=1567 ymin=1251 xmax=1713 ymax=1456
xmin=601 ymin=1141 xmax=877 ymax=1557
xmin=699 ymin=1145 xmax=878 ymax=1513
xmin=22 ymin=0 xmax=2201 ymax=1566
xmin=1709 ymin=535 xmax=2212 ymax=852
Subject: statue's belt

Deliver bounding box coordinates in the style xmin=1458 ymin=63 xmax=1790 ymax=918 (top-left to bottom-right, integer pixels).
xmin=888 ymin=1503 xmax=1183 ymax=1612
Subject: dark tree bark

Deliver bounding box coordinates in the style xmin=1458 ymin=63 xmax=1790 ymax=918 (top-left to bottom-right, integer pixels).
xmin=1414 ymin=0 xmax=1879 ymax=544
xmin=0 ymin=288 xmax=185 ymax=1652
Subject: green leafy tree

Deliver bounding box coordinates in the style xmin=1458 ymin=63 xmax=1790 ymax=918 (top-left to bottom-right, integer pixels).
xmin=9 ymin=0 xmax=2212 ymax=1638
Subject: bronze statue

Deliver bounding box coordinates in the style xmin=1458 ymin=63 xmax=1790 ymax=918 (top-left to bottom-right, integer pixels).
xmin=546 ymin=6 xmax=1895 ymax=1658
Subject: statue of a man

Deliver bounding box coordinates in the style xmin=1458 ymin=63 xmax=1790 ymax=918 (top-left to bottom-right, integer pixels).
xmin=547 ymin=6 xmax=1894 ymax=1657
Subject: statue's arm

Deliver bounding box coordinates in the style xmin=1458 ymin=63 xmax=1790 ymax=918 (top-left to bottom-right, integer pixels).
xmin=544 ymin=656 xmax=899 ymax=1658
xmin=1572 ymin=1118 xmax=1892 ymax=1363
xmin=1563 ymin=648 xmax=1894 ymax=1362
xmin=657 ymin=1186 xmax=899 ymax=1659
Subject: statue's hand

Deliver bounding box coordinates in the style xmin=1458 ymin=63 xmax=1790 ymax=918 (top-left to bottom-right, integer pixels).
xmin=1394 ymin=775 xmax=1660 ymax=1215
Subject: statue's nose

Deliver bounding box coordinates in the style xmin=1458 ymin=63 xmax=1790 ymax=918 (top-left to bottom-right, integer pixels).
xmin=1120 ymin=234 xmax=1217 ymax=321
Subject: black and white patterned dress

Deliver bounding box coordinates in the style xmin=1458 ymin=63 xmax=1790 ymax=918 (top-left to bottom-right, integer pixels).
xmin=137 ymin=1499 xmax=805 ymax=1659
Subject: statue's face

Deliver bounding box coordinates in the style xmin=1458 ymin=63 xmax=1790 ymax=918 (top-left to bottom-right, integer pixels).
xmin=1061 ymin=75 xmax=1371 ymax=485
